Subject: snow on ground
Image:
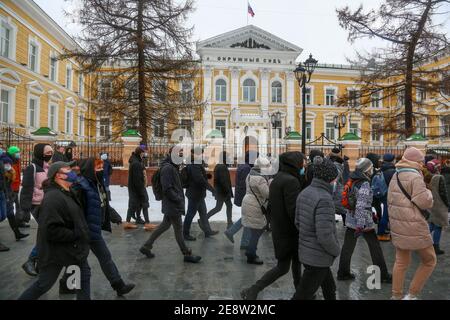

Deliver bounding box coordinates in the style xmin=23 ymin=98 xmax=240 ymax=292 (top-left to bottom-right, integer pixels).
xmin=109 ymin=185 xmax=343 ymax=223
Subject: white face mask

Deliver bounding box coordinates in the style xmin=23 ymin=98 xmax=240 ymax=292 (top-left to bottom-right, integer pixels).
xmin=101 ymin=154 xmax=108 ymax=161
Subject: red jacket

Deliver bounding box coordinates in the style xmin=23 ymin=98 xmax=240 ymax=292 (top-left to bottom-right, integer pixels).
xmin=11 ymin=160 xmax=21 ymax=192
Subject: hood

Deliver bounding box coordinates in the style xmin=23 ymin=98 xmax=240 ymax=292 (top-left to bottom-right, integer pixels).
xmin=279 ymin=152 xmax=303 ymax=172
xmin=161 ymin=155 xmax=179 ymax=168
xmin=0 ymin=153 xmax=13 ymax=165
xmin=249 ymin=166 xmax=263 ymax=176
xmin=79 ymin=158 xmax=97 ymax=182
xmin=366 ymin=153 xmax=380 ymax=169
xmin=128 ymin=152 xmax=142 ymax=164
xmin=381 ymin=162 xmax=395 ymax=172
xmin=396 ymin=158 xmax=423 ymax=172
xmin=33 ymin=143 xmax=50 ymax=162
xmin=350 ymin=169 xmax=370 ymax=182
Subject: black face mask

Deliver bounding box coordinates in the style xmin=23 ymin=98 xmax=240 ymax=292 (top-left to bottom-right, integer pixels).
xmin=96 ymin=170 xmax=104 ymax=182
xmin=43 ymin=155 xmax=52 ymax=163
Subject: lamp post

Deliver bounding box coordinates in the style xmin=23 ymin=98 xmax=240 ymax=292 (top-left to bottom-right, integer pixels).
xmin=270 ymin=111 xmax=282 ymax=156
xmin=333 ymin=114 xmax=347 ymax=141
xmin=294 ymin=54 xmax=318 ymax=155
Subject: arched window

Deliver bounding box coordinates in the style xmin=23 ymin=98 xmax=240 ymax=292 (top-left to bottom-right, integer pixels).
xmin=271 ymin=81 xmax=282 ymax=103
xmin=243 ymin=79 xmax=256 ymax=102
xmin=215 ymin=79 xmax=227 ymax=102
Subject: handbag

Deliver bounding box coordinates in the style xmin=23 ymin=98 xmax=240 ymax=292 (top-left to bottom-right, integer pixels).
xmin=396 ymin=172 xmax=431 ymax=220
xmin=248 ymin=181 xmax=269 ymax=216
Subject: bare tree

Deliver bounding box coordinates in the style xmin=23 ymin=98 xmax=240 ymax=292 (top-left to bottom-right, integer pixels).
xmin=63 ymin=0 xmax=204 ymax=144
xmin=336 ymin=0 xmax=449 ymax=139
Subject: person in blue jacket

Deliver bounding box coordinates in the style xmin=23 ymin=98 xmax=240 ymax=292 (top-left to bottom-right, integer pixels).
xmin=100 ymin=152 xmax=113 ymax=201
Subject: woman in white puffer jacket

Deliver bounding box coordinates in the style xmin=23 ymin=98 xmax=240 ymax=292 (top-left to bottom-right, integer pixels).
xmin=242 ymin=156 xmax=272 ymax=265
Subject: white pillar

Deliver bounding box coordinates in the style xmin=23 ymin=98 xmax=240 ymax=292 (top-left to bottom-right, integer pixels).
xmin=230 ymin=67 xmax=240 ymax=109
xmin=260 ymin=68 xmax=269 ymax=119
xmin=286 ymin=71 xmax=295 ymax=130
xmin=203 ymin=66 xmax=213 ymax=136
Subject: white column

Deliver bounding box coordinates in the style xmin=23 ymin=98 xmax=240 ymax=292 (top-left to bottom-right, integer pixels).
xmin=286 ymin=71 xmax=295 ymax=130
xmin=260 ymin=68 xmax=269 ymax=119
xmin=230 ymin=67 xmax=240 ymax=109
xmin=203 ymin=66 xmax=213 ymax=136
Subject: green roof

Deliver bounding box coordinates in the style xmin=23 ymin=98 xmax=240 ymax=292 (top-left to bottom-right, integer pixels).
xmin=285 ymin=131 xmax=302 ymax=140
xmin=206 ymin=129 xmax=224 ymax=139
xmin=406 ymin=133 xmax=427 ymax=141
xmin=31 ymin=127 xmax=57 ymax=136
xmin=339 ymin=132 xmax=361 ymax=141
xmin=122 ymin=129 xmax=141 ymax=137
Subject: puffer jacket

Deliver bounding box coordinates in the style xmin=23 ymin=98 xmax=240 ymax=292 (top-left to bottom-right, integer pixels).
xmin=345 ymin=170 xmax=374 ymax=230
xmin=388 ymin=158 xmax=434 ymax=250
xmin=429 ymin=174 xmax=449 ymax=227
xmin=295 ymin=178 xmax=340 ymax=268
xmin=241 ymin=168 xmax=269 ymax=230
xmin=234 ymin=163 xmax=252 ymax=207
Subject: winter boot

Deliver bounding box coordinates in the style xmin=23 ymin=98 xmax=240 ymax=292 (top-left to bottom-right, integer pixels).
xmin=144 ymin=223 xmax=158 ymax=231
xmin=139 ymin=246 xmax=155 ymax=259
xmin=22 ymin=257 xmax=38 ymax=276
xmin=337 ymin=273 xmax=356 ymax=281
xmin=246 ymin=255 xmax=264 ymax=265
xmin=112 ymin=280 xmax=135 ymax=296
xmin=184 ymin=234 xmax=196 ymax=241
xmin=0 ymin=242 xmax=10 ymax=252
xmin=123 ymin=222 xmax=138 ymax=230
xmin=434 ymin=244 xmax=445 ymax=255
xmin=184 ymin=254 xmax=201 ymax=263
xmin=224 ymin=230 xmax=234 ymax=244
xmin=8 ymin=216 xmax=29 ymax=241
xmin=241 ymin=286 xmax=259 ymax=300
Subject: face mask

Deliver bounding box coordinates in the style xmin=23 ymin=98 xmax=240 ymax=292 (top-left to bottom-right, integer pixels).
xmin=143 ymin=152 xmax=149 ymax=158
xmin=43 ymin=155 xmax=52 ymax=163
xmin=15 ymin=153 xmax=20 ymax=159
xmin=101 ymin=154 xmax=108 ymax=161
xmin=4 ymin=164 xmax=12 ymax=171
xmin=96 ymin=170 xmax=104 ymax=181
xmin=0 ymin=149 xmax=3 ymax=156
xmin=61 ymin=171 xmax=78 ymax=183
xmin=299 ymin=168 xmax=305 ymax=176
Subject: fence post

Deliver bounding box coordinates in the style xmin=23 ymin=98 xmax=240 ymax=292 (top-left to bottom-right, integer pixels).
xmin=340 ymin=133 xmax=362 ymax=171
xmin=121 ymin=136 xmax=141 ymax=169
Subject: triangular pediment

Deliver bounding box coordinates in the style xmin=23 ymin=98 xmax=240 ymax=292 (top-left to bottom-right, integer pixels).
xmin=197 ymin=25 xmax=302 ymax=53
xmin=0 ymin=68 xmax=21 ymax=85
xmin=27 ymin=80 xmax=44 ymax=95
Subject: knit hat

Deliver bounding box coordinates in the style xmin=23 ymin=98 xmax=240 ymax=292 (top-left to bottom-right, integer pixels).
xmin=426 ymin=159 xmax=441 ymax=174
xmin=383 ymin=153 xmax=395 ymax=163
xmin=403 ymin=147 xmax=425 ymax=163
xmin=7 ymin=146 xmax=20 ymax=156
xmin=312 ymin=157 xmax=338 ymax=183
xmin=254 ymin=157 xmax=271 ymax=170
xmin=356 ymin=158 xmax=373 ymax=173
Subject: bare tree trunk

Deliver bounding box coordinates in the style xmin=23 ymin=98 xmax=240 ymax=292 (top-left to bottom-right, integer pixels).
xmin=137 ymin=0 xmax=148 ymax=144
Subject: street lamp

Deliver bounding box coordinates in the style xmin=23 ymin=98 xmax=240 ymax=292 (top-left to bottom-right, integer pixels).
xmin=333 ymin=114 xmax=347 ymax=140
xmin=294 ymin=53 xmax=318 ymax=155
xmin=271 ymin=111 xmax=282 ymax=156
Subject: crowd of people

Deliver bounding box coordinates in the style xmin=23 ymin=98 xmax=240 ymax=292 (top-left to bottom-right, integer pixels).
xmin=0 ymin=141 xmax=448 ymax=300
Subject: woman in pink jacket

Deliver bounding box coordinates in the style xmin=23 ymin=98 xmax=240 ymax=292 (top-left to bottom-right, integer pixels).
xmin=388 ymin=147 xmax=437 ymax=300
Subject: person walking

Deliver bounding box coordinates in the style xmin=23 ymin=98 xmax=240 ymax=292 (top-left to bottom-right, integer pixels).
xmin=18 ymin=161 xmax=91 ymax=300
xmin=0 ymin=145 xmax=9 ymax=252
xmin=241 ymin=157 xmax=271 ymax=265
xmin=377 ymin=154 xmax=396 ymax=241
xmin=140 ymin=148 xmax=201 ymax=263
xmin=388 ymin=147 xmax=437 ymax=300
xmin=20 ymin=144 xmax=53 ymax=276
xmin=241 ymin=152 xmax=305 ymax=300
xmin=100 ymin=152 xmax=113 ymax=201
xmin=367 ymin=153 xmax=382 ymax=223
xmin=293 ymin=157 xmax=340 ymax=300
xmin=440 ymin=159 xmax=450 ymax=224
xmin=207 ymin=152 xmax=234 ymax=229
xmin=183 ymin=147 xmax=218 ymax=240
xmin=337 ymin=157 xmax=392 ymax=283
xmin=428 ymin=170 xmax=448 ymax=255
xmin=7 ymin=146 xmax=24 ymax=227
xmin=328 ymin=148 xmax=347 ymax=225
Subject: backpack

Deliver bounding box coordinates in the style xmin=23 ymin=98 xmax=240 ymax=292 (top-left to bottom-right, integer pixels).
xmin=341 ymin=179 xmax=362 ymax=211
xmin=151 ymin=168 xmax=163 ymax=201
xmin=180 ymin=166 xmax=189 ymax=189
xmin=371 ymin=171 xmax=388 ymax=199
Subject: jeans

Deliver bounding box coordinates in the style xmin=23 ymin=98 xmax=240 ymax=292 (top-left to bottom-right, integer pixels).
xmin=246 ymin=228 xmax=264 ymax=258
xmin=338 ymin=228 xmax=389 ymax=278
xmin=207 ymin=198 xmax=233 ymax=226
xmin=251 ymin=254 xmax=301 ymax=293
xmin=377 ymin=197 xmax=390 ymax=235
xmin=293 ymin=265 xmax=336 ymax=300
xmin=18 ymin=260 xmax=91 ymax=300
xmin=183 ymin=198 xmax=213 ymax=236
xmin=392 ymin=246 xmax=436 ymax=298
xmin=226 ymin=218 xmax=251 ymax=247
xmin=429 ymin=223 xmax=442 ymax=245
xmin=144 ymin=214 xmax=190 ymax=255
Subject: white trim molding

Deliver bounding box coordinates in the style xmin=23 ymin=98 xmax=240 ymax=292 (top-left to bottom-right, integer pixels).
xmin=323 ymin=85 xmax=338 ymax=106
xmin=26 ymin=80 xmax=44 ymax=95
xmin=48 ymin=89 xmax=63 ymax=102
xmin=0 ymin=14 xmax=18 ymax=61
xmin=48 ymin=101 xmax=59 ymax=131
xmin=0 ymin=83 xmax=16 ymax=124
xmin=27 ymin=35 xmax=41 ymax=74
xmin=65 ymin=96 xmax=76 ymax=108
xmin=26 ymin=93 xmax=40 ymax=129
xmin=0 ymin=68 xmax=21 ymax=85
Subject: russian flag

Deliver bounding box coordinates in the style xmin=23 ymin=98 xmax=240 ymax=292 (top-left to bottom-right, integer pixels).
xmin=248 ymin=2 xmax=255 ymax=17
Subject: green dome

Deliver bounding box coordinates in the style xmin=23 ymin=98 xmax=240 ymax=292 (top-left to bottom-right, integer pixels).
xmin=406 ymin=133 xmax=427 ymax=141
xmin=339 ymin=132 xmax=361 ymax=141
xmin=31 ymin=127 xmax=57 ymax=136
xmin=122 ymin=129 xmax=141 ymax=137
xmin=285 ymin=131 xmax=302 ymax=140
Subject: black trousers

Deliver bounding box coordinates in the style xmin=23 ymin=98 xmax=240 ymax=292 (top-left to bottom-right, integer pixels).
xmin=338 ymin=228 xmax=389 ymax=278
xmin=143 ymin=214 xmax=190 ymax=255
xmin=207 ymin=198 xmax=233 ymax=225
xmin=251 ymin=253 xmax=301 ymax=293
xmin=184 ymin=198 xmax=212 ymax=236
xmin=293 ymin=264 xmax=336 ymax=300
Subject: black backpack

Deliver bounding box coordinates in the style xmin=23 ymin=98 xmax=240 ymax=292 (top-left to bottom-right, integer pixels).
xmin=151 ymin=168 xmax=163 ymax=201
xmin=180 ymin=166 xmax=190 ymax=189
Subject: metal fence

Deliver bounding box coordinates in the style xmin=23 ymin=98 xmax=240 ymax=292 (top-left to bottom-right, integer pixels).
xmin=426 ymin=148 xmax=450 ymax=162
xmin=359 ymin=145 xmax=407 ymax=159
xmin=0 ymin=126 xmax=35 ymax=168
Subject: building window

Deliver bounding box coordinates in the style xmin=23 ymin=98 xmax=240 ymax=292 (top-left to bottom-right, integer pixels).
xmin=28 ymin=96 xmax=38 ymax=128
xmin=0 ymin=89 xmax=10 ymax=123
xmin=180 ymin=119 xmax=193 ymax=136
xmin=29 ymin=42 xmax=38 ymax=72
xmin=0 ymin=24 xmax=10 ymax=58
xmin=99 ymin=117 xmax=110 ymax=139
xmin=371 ymin=91 xmax=381 ymax=108
xmin=215 ymin=79 xmax=227 ymax=102
xmin=126 ymin=80 xmax=138 ymax=100
xmin=325 ymin=88 xmax=336 ymax=106
xmin=303 ymin=87 xmax=312 ymax=105
xmin=442 ymin=115 xmax=450 ymax=138
xmin=66 ymin=65 xmax=73 ymax=90
xmin=78 ymin=113 xmax=85 ymax=136
xmin=243 ymin=79 xmax=256 ymax=102
xmin=326 ymin=122 xmax=336 ymax=140
xmin=215 ymin=119 xmax=226 ymax=138
xmin=49 ymin=57 xmax=57 ymax=82
xmin=371 ymin=123 xmax=381 ymax=142
xmin=99 ymin=78 xmax=113 ymax=99
xmin=78 ymin=73 xmax=84 ymax=97
xmin=350 ymin=123 xmax=359 ymax=135
xmin=181 ymin=81 xmax=193 ymax=104
xmin=306 ymin=121 xmax=312 ymax=140
xmin=416 ymin=87 xmax=426 ymax=103
xmin=348 ymin=89 xmax=360 ymax=107
xmin=65 ymin=109 xmax=73 ymax=134
xmin=48 ymin=104 xmax=57 ymax=130
xmin=271 ymin=81 xmax=282 ymax=103
xmin=152 ymin=80 xmax=167 ymax=101
xmin=416 ymin=118 xmax=426 ymax=137
xmin=154 ymin=118 xmax=165 ymax=137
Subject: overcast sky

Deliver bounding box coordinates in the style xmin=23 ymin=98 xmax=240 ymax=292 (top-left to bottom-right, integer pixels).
xmin=34 ymin=0 xmax=449 ymax=64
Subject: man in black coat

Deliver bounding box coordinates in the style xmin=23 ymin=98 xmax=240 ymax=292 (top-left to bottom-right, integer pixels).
xmin=51 ymin=145 xmax=68 ymax=163
xmin=207 ymin=152 xmax=234 ymax=228
xmin=377 ymin=153 xmax=396 ymax=240
xmin=140 ymin=148 xmax=201 ymax=263
xmin=241 ymin=151 xmax=305 ymax=300
xmin=18 ymin=161 xmax=91 ymax=300
xmin=183 ymin=147 xmax=217 ymax=240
